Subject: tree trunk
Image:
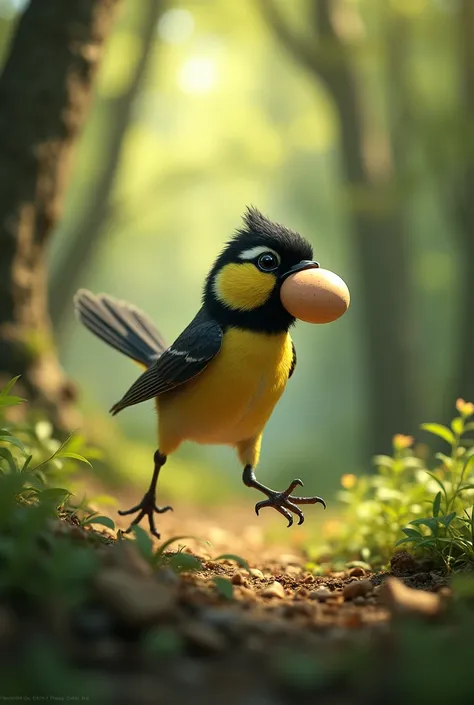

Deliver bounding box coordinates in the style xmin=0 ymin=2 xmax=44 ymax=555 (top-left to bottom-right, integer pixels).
xmin=259 ymin=0 xmax=418 ymax=453
xmin=0 ymin=0 xmax=120 ymax=427
xmin=49 ymin=0 xmax=167 ymax=338
xmin=452 ymin=0 xmax=474 ymax=407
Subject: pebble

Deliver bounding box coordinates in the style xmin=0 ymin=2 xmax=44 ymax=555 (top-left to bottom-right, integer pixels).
xmin=249 ymin=568 xmax=264 ymax=580
xmin=231 ymin=573 xmax=247 ymax=586
xmin=353 ymin=596 xmax=366 ymax=606
xmin=235 ymin=586 xmax=256 ymax=601
xmin=285 ymin=565 xmax=302 ymax=576
xmin=379 ymin=577 xmax=443 ymax=617
xmin=349 ymin=566 xmax=366 ymax=578
xmin=260 ymin=581 xmax=286 ymax=599
xmin=309 ymin=588 xmax=331 ymax=601
xmin=182 ymin=621 xmax=226 ymax=652
xmin=293 ymin=587 xmax=310 ymax=599
xmin=95 ymin=569 xmax=176 ymax=625
xmin=343 ymin=579 xmax=373 ymax=601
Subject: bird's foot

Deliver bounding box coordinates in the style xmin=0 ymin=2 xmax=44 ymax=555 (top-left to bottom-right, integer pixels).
xmin=118 ymin=491 xmax=173 ymax=539
xmin=254 ymin=479 xmax=326 ymax=527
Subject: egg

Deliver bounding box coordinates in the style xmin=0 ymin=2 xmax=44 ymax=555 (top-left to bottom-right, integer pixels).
xmin=280 ymin=268 xmax=350 ymax=324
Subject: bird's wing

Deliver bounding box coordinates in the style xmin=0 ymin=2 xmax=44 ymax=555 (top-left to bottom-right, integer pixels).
xmin=110 ymin=308 xmax=223 ymax=414
xmin=288 ymin=339 xmax=297 ymax=379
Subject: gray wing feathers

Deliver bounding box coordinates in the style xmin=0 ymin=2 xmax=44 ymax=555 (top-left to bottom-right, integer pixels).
xmin=74 ymin=289 xmax=167 ymax=366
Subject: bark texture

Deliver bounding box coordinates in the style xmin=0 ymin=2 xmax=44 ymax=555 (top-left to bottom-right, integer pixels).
xmin=0 ymin=0 xmax=120 ymax=426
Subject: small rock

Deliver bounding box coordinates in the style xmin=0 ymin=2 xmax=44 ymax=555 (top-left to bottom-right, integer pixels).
xmin=379 ymin=577 xmax=443 ymax=618
xmin=349 ymin=566 xmax=366 ymax=578
xmin=293 ymin=587 xmax=309 ymax=599
xmin=95 ymin=569 xmax=176 ymax=625
xmin=231 ymin=573 xmax=245 ymax=586
xmin=390 ymin=551 xmax=417 ymax=576
xmin=260 ymin=581 xmax=286 ymax=599
xmin=235 ymin=586 xmax=256 ymax=601
xmin=353 ymin=596 xmax=366 ymax=605
xmin=309 ymin=588 xmax=331 ymax=601
xmin=286 ymin=565 xmax=302 ymax=576
xmin=181 ymin=621 xmax=226 ymax=652
xmin=343 ymin=579 xmax=373 ymax=601
xmin=249 ymin=568 xmax=264 ymax=580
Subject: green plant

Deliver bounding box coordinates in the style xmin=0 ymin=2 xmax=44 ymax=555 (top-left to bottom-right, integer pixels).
xmin=316 ymin=400 xmax=474 ymax=570
xmin=0 ymin=377 xmax=106 ymax=604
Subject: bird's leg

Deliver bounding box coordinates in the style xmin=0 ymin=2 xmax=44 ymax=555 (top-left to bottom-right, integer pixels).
xmin=118 ymin=450 xmax=172 ymax=538
xmin=242 ymin=465 xmax=326 ymax=527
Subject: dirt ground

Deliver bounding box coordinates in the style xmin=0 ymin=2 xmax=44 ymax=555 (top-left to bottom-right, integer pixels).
xmin=58 ymin=498 xmax=451 ymax=705
xmin=0 ymin=489 xmax=457 ymax=705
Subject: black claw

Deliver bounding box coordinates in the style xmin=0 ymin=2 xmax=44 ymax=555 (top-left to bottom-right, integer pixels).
xmin=154 ymin=505 xmax=173 ymax=514
xmin=118 ymin=504 xmax=142 ymax=516
xmin=118 ymin=493 xmax=172 ymax=538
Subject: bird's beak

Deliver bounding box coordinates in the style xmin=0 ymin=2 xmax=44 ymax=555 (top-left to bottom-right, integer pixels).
xmin=279 ymin=260 xmax=320 ymax=283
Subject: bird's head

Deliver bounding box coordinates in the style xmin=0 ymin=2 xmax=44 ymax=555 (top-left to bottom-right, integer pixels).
xmin=203 ymin=207 xmax=320 ymax=333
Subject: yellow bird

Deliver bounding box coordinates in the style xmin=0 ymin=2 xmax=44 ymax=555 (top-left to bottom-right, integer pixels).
xmin=74 ymin=208 xmax=329 ymax=537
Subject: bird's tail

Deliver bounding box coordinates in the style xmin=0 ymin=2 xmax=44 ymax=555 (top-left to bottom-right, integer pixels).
xmin=73 ymin=289 xmax=167 ymax=367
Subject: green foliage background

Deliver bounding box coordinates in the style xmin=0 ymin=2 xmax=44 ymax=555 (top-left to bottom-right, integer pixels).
xmin=0 ymin=0 xmax=469 ymax=502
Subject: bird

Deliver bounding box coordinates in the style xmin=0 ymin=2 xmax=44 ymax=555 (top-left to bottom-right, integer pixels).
xmin=74 ymin=207 xmax=328 ymax=538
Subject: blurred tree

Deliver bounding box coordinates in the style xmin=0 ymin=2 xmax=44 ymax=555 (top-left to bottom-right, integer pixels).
xmin=50 ymin=0 xmax=167 ymax=338
xmin=451 ymin=0 xmax=474 ymax=407
xmin=0 ymin=0 xmax=120 ymax=426
xmin=259 ymin=0 xmax=418 ymax=453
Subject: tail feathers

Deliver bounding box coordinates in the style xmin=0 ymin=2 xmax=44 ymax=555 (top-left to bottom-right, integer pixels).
xmin=74 ymin=289 xmax=167 ymax=367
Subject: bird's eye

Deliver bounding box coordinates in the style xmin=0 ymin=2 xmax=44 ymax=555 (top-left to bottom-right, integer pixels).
xmin=257 ymin=252 xmax=279 ymax=272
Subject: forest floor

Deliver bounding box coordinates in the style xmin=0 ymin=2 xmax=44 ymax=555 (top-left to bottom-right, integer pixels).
xmin=10 ymin=492 xmax=458 ymax=705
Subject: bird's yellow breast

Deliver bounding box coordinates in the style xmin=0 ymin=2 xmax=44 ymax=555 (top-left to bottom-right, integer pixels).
xmin=156 ymin=327 xmax=293 ymax=454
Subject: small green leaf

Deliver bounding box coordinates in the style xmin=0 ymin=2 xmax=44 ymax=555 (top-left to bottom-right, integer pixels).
xmin=57 ymin=452 xmax=92 ymax=467
xmin=451 ymin=417 xmax=464 ymax=436
xmin=83 ymin=515 xmax=115 ymax=530
xmin=169 ymin=552 xmax=203 ymax=573
xmin=401 ymin=527 xmax=423 ymax=540
xmin=40 ymin=488 xmax=71 ymax=505
xmin=0 ymin=447 xmax=17 ymax=472
xmin=425 ymin=471 xmax=448 ymax=498
xmin=0 ymin=430 xmax=26 ymax=453
xmin=433 ymin=491 xmax=442 ymax=517
xmin=213 ymin=577 xmax=234 ymax=599
xmin=0 ymin=376 xmax=21 ymax=396
xmin=214 ymin=553 xmax=250 ymax=571
xmin=143 ymin=628 xmax=183 ymax=657
xmin=395 ymin=538 xmax=412 ymax=547
xmin=438 ymin=512 xmax=456 ymax=528
xmin=132 ymin=525 xmax=154 ymax=558
xmin=421 ymin=423 xmax=455 ymax=446
xmin=0 ymin=395 xmax=25 ymax=408
xmin=155 ymin=535 xmax=210 ymax=557
xmin=410 ymin=517 xmax=438 ymax=533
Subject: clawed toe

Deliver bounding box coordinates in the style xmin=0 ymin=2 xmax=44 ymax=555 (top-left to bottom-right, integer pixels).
xmin=254 ymin=478 xmax=326 ymax=527
xmin=118 ymin=494 xmax=173 ymax=538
